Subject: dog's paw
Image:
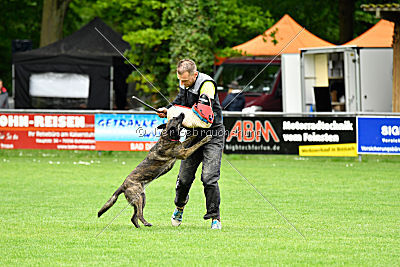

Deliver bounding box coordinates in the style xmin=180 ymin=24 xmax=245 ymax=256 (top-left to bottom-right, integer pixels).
xmin=204 ymin=135 xmax=212 ymax=143
xmin=144 ymin=222 xmax=153 ymax=227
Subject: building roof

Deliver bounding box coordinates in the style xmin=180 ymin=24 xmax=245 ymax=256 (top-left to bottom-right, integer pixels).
xmin=344 ymin=19 xmax=394 ymax=47
xmin=232 ymin=14 xmax=334 ymax=56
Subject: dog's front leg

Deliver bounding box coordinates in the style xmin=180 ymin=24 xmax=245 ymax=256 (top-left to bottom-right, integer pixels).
xmin=181 ymin=135 xmax=196 ymax=147
xmin=175 ymin=135 xmax=212 ymax=160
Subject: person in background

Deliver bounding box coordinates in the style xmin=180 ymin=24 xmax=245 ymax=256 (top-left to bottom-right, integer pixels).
xmin=0 ymin=79 xmax=9 ymax=109
xmin=221 ymin=81 xmax=245 ymax=111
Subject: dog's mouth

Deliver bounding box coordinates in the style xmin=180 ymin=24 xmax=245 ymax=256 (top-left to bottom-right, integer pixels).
xmin=165 ymin=113 xmax=185 ymax=140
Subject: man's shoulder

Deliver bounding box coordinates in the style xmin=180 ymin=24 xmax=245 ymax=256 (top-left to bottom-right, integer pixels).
xmin=197 ymin=72 xmax=214 ymax=82
xmin=193 ymin=73 xmax=215 ymax=90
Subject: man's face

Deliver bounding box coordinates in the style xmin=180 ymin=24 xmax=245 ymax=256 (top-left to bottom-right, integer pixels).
xmin=177 ymin=71 xmax=198 ymax=88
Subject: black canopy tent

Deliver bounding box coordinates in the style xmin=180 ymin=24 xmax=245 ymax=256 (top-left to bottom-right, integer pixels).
xmin=12 ymin=17 xmax=131 ymax=109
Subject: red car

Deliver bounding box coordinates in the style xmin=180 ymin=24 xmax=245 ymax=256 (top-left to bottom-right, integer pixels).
xmin=214 ymin=57 xmax=282 ymax=111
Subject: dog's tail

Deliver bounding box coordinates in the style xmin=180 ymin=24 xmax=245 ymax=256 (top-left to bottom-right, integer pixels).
xmin=98 ymin=186 xmax=124 ymax=218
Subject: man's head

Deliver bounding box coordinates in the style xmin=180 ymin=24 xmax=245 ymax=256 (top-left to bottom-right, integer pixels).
xmin=227 ymin=80 xmax=240 ymax=93
xmin=177 ymin=59 xmax=198 ymax=88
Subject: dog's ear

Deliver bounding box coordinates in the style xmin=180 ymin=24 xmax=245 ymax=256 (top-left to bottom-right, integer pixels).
xmin=157 ymin=123 xmax=167 ymax=130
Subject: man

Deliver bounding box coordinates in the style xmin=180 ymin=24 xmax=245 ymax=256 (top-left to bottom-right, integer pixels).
xmin=157 ymin=59 xmax=224 ymax=229
xmin=0 ymin=79 xmax=9 ymax=109
xmin=221 ymin=80 xmax=245 ymax=111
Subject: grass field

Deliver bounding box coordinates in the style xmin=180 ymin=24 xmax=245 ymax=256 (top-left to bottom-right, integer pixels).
xmin=0 ymin=149 xmax=399 ymax=265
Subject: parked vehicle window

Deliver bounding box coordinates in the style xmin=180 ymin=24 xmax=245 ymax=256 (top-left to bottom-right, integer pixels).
xmin=215 ymin=64 xmax=280 ymax=94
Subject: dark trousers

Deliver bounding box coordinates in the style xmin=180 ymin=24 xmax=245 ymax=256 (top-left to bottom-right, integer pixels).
xmin=0 ymin=93 xmax=9 ymax=109
xmin=174 ymin=126 xmax=224 ymax=220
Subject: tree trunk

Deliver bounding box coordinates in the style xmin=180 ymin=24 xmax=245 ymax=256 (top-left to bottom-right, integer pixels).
xmin=393 ymin=22 xmax=400 ymax=112
xmin=40 ymin=0 xmax=71 ymax=47
xmin=338 ymin=0 xmax=355 ymax=44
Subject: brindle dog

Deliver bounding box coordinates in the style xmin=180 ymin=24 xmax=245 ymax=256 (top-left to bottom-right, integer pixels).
xmin=98 ymin=113 xmax=211 ymax=228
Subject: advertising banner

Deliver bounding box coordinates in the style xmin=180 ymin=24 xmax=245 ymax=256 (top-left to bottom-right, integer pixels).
xmin=357 ymin=116 xmax=400 ymax=154
xmin=0 ymin=113 xmax=95 ymax=150
xmin=1 ymin=112 xmax=359 ymax=155
xmin=95 ymin=113 xmax=166 ymax=151
xmin=224 ymin=116 xmax=356 ymax=155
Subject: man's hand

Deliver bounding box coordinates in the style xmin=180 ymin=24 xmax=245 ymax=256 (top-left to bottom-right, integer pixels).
xmin=156 ymin=107 xmax=167 ymax=118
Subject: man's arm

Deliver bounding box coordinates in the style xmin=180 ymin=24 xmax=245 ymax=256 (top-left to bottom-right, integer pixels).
xmin=190 ymin=81 xmax=216 ymax=125
xmin=157 ymin=88 xmax=185 ymax=118
xmin=199 ymin=81 xmax=215 ymax=100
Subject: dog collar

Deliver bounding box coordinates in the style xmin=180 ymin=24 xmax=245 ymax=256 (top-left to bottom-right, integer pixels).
xmin=169 ymin=139 xmax=180 ymax=142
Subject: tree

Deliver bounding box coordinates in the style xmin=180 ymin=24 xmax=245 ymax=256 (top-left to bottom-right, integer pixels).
xmin=339 ymin=0 xmax=355 ymax=44
xmin=0 ymin=0 xmax=42 ymax=93
xmin=91 ymin=0 xmax=273 ymax=106
xmin=4 ymin=0 xmax=391 ymax=106
xmin=253 ymin=0 xmax=340 ymax=43
xmin=165 ymin=0 xmax=273 ymax=90
xmin=40 ymin=0 xmax=72 ymax=47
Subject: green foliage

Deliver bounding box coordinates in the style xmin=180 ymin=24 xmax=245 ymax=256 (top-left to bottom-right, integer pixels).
xmin=89 ymin=0 xmax=170 ymax=103
xmin=0 ymin=0 xmax=42 ymax=93
xmin=88 ymin=0 xmax=273 ymax=106
xmin=63 ymin=0 xmax=98 ymax=37
xmin=258 ymin=0 xmax=400 ymax=44
xmin=1 ymin=0 xmax=397 ymax=104
xmin=263 ymin=27 xmax=279 ymax=45
xmin=165 ymin=0 xmax=274 ymax=92
xmin=166 ymin=0 xmax=215 ymax=90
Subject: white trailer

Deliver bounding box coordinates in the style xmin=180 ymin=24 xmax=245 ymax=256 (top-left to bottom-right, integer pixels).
xmin=296 ymin=45 xmax=393 ymax=112
xmin=281 ymin=53 xmax=302 ymax=113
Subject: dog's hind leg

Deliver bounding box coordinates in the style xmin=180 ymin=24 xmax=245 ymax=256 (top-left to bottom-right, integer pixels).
xmin=141 ymin=192 xmax=146 ymax=210
xmin=124 ymin=186 xmax=141 ymax=228
xmin=131 ymin=203 xmax=140 ymax=228
xmin=138 ymin=193 xmax=152 ymax=227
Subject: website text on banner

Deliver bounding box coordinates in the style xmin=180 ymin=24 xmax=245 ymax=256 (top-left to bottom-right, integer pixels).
xmin=358 ymin=116 xmax=400 ymax=155
xmin=224 ymin=116 xmax=356 ymax=155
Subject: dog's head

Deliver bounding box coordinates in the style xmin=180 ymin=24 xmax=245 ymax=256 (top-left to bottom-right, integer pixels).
xmin=157 ymin=112 xmax=185 ymax=141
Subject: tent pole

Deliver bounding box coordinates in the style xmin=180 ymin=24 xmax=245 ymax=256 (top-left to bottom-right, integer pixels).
xmin=110 ymin=66 xmax=114 ymax=110
xmin=12 ymin=64 xmax=15 ymax=98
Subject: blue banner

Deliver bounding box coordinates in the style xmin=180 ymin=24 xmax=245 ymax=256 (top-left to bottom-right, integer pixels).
xmin=95 ymin=114 xmax=166 ymax=142
xmin=357 ymin=117 xmax=400 ymax=154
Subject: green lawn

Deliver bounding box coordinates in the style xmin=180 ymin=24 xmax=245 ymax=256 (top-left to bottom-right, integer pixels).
xmin=0 ymin=149 xmax=399 ymax=265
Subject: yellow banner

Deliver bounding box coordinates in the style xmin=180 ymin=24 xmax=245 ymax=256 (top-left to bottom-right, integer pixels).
xmin=299 ymin=143 xmax=357 ymax=157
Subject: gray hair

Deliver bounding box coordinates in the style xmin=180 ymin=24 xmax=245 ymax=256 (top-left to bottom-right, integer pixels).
xmin=177 ymin=59 xmax=197 ymax=75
